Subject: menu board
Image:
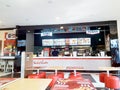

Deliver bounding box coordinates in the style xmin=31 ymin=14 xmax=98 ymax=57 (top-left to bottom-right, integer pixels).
xmin=53 ymin=39 xmax=65 ymax=46
xmin=77 ymin=38 xmax=91 ymax=45
xmin=42 ymin=39 xmax=53 ymax=46
xmin=110 ymin=39 xmax=118 ymax=48
xmin=65 ymin=38 xmax=70 ymax=45
xmin=42 ymin=38 xmax=91 ymax=46
xmin=69 ymin=38 xmax=77 ymax=45
xmin=17 ymin=40 xmax=26 ymax=47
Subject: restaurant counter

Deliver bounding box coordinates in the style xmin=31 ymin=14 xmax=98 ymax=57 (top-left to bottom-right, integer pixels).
xmin=32 ymin=56 xmax=111 ymax=70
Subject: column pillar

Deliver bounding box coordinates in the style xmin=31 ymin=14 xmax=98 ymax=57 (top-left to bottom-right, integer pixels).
xmin=115 ymin=20 xmax=120 ymax=66
xmin=117 ymin=20 xmax=120 ymax=53
xmin=26 ymin=30 xmax=34 ymax=52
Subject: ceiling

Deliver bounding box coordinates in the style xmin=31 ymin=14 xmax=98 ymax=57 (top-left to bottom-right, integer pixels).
xmin=0 ymin=0 xmax=120 ymax=29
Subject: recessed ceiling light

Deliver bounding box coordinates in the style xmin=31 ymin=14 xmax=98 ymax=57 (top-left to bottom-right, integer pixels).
xmin=27 ymin=30 xmax=30 ymax=32
xmin=98 ymin=27 xmax=101 ymax=30
xmin=60 ymin=26 xmax=64 ymax=29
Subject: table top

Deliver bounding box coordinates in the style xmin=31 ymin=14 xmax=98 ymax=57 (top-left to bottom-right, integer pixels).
xmin=51 ymin=78 xmax=96 ymax=90
xmin=1 ymin=78 xmax=52 ymax=90
xmin=33 ymin=56 xmax=111 ymax=59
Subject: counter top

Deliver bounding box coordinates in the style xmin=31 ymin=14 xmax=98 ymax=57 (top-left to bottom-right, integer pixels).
xmin=0 ymin=56 xmax=15 ymax=59
xmin=33 ymin=56 xmax=111 ymax=59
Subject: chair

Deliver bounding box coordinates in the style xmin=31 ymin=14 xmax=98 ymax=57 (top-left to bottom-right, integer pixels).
xmin=105 ymin=76 xmax=120 ymax=89
xmin=39 ymin=72 xmax=46 ymax=78
xmin=28 ymin=72 xmax=46 ymax=78
xmin=6 ymin=60 xmax=14 ymax=73
xmin=69 ymin=72 xmax=83 ymax=79
xmin=99 ymin=72 xmax=108 ymax=83
xmin=56 ymin=72 xmax=64 ymax=78
xmin=104 ymin=75 xmax=111 ymax=88
xmin=0 ymin=60 xmax=6 ymax=72
xmin=69 ymin=72 xmax=82 ymax=77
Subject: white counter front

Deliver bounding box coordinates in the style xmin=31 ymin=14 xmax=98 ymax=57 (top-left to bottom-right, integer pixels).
xmin=32 ymin=56 xmax=111 ymax=70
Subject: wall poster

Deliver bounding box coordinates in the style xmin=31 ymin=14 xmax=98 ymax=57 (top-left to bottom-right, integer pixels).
xmin=3 ymin=32 xmax=16 ymax=56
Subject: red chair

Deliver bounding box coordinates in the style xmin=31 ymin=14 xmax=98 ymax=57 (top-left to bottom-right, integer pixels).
xmin=56 ymin=72 xmax=64 ymax=78
xmin=39 ymin=72 xmax=46 ymax=78
xmin=69 ymin=75 xmax=83 ymax=80
xmin=69 ymin=72 xmax=82 ymax=77
xmin=99 ymin=72 xmax=108 ymax=83
xmin=105 ymin=76 xmax=120 ymax=89
xmin=104 ymin=75 xmax=111 ymax=88
xmin=28 ymin=72 xmax=46 ymax=78
xmin=69 ymin=72 xmax=83 ymax=79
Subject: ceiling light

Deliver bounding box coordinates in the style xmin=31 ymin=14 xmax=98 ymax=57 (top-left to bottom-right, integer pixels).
xmin=60 ymin=26 xmax=64 ymax=29
xmin=98 ymin=27 xmax=101 ymax=30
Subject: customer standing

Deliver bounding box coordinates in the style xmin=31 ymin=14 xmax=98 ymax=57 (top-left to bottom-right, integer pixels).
xmin=52 ymin=48 xmax=59 ymax=56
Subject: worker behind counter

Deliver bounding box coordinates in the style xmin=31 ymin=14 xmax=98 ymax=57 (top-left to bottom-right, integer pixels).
xmin=51 ymin=48 xmax=59 ymax=56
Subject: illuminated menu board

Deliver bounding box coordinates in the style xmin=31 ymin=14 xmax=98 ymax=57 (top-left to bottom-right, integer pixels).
xmin=69 ymin=38 xmax=77 ymax=45
xmin=17 ymin=40 xmax=26 ymax=47
xmin=53 ymin=39 xmax=65 ymax=46
xmin=42 ymin=39 xmax=53 ymax=46
xmin=65 ymin=38 xmax=70 ymax=45
xmin=77 ymin=38 xmax=91 ymax=45
xmin=42 ymin=38 xmax=91 ymax=46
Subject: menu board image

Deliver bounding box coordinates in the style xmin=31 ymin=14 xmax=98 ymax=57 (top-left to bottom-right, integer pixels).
xmin=69 ymin=38 xmax=77 ymax=45
xmin=65 ymin=39 xmax=70 ymax=45
xmin=78 ymin=38 xmax=91 ymax=45
xmin=42 ymin=39 xmax=53 ymax=46
xmin=17 ymin=40 xmax=26 ymax=47
xmin=53 ymin=39 xmax=65 ymax=46
xmin=110 ymin=39 xmax=118 ymax=48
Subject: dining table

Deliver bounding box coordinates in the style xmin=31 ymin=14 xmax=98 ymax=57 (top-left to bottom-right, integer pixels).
xmin=51 ymin=78 xmax=96 ymax=90
xmin=0 ymin=78 xmax=52 ymax=90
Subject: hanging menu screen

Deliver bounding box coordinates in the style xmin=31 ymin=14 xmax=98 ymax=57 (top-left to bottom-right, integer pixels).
xmin=42 ymin=38 xmax=91 ymax=46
